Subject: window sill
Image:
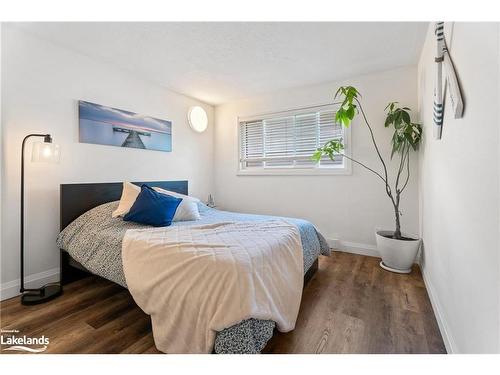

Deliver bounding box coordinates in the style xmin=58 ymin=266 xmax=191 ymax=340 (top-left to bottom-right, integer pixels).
xmin=237 ymin=168 xmax=352 ymax=176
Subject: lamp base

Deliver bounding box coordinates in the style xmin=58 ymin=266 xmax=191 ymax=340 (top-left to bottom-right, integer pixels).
xmin=21 ymin=283 xmax=62 ymax=305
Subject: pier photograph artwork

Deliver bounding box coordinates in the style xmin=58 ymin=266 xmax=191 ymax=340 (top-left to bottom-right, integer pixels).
xmin=79 ymin=101 xmax=172 ymax=152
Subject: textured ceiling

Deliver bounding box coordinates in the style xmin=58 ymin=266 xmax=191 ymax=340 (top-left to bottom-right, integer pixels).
xmin=12 ymin=22 xmax=428 ymax=105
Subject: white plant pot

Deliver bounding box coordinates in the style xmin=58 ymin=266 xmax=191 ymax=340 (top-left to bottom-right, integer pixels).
xmin=375 ymin=230 xmax=421 ymax=274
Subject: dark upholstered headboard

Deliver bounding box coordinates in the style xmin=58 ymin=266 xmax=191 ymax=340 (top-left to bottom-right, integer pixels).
xmin=60 ymin=181 xmax=188 ymax=231
xmin=59 ymin=181 xmax=188 ymax=285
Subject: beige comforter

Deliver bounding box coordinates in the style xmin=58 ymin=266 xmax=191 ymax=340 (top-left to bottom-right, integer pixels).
xmin=122 ymin=220 xmax=304 ymax=353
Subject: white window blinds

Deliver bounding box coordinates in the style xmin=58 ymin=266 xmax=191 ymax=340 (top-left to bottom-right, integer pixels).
xmin=239 ymin=105 xmax=345 ymax=171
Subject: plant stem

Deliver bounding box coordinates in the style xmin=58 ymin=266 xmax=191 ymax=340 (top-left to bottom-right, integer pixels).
xmin=353 ymin=98 xmax=402 ymax=227
xmin=335 ymin=152 xmax=386 ymax=183
xmin=400 ymin=148 xmax=411 ymax=193
xmin=355 ymin=98 xmax=392 ymax=196
xmin=394 ymin=195 xmax=402 ymax=239
xmin=395 ymin=143 xmax=408 ymax=193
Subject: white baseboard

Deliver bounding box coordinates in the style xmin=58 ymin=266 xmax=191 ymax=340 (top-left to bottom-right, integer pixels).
xmin=421 ymin=265 xmax=456 ymax=354
xmin=327 ymin=238 xmax=380 ymax=258
xmin=0 ymin=268 xmax=60 ymax=301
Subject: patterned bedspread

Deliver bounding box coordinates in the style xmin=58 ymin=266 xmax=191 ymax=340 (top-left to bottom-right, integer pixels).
xmin=57 ymin=201 xmax=330 ymax=353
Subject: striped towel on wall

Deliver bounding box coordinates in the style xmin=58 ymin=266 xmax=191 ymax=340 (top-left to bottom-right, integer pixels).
xmin=433 ymin=22 xmax=445 ymax=139
xmin=433 ymin=22 xmax=464 ymax=140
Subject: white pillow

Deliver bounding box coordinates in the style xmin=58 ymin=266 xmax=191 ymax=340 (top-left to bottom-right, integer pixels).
xmin=111 ymin=182 xmax=200 ymax=221
xmin=112 ymin=182 xmax=140 ymax=218
xmin=153 ymin=187 xmax=201 ymax=221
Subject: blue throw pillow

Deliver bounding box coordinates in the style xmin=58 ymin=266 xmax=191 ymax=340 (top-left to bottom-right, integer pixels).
xmin=123 ymin=185 xmax=182 ymax=227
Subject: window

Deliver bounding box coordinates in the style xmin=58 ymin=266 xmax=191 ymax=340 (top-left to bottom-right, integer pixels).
xmin=238 ymin=104 xmax=350 ymax=175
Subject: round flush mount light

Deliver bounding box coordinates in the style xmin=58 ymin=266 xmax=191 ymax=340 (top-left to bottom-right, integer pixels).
xmin=188 ymin=106 xmax=208 ymax=133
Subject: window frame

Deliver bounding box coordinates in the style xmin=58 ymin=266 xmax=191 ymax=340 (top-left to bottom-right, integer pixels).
xmin=236 ymin=103 xmax=352 ymax=176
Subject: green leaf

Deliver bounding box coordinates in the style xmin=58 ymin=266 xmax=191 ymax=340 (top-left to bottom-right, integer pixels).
xmin=402 ymin=111 xmax=411 ymax=125
xmin=335 ymin=109 xmax=344 ymax=124
xmin=385 ymin=114 xmax=393 ymax=127
xmin=334 ymin=87 xmax=343 ymax=100
xmin=311 ymin=150 xmax=323 ymax=162
xmin=346 ymin=106 xmax=355 ymax=120
xmin=333 ymin=86 xmax=361 ymax=128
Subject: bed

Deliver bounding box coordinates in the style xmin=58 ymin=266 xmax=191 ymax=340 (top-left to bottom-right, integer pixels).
xmin=57 ymin=181 xmax=330 ymax=353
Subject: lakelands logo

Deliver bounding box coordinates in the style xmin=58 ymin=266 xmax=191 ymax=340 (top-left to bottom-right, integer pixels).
xmin=1 ymin=329 xmax=49 ymax=353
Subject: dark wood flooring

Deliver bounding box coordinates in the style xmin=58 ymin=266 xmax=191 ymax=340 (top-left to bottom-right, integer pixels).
xmin=0 ymin=252 xmax=446 ymax=354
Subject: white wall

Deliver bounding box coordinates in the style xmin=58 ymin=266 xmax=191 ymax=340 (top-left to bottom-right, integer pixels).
xmin=0 ymin=26 xmax=214 ymax=298
xmin=214 ymin=66 xmax=420 ymax=252
xmin=498 ymin=25 xmax=500 ymax=351
xmin=418 ymin=22 xmax=500 ymax=353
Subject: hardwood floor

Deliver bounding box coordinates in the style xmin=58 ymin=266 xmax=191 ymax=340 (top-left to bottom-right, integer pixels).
xmin=0 ymin=252 xmax=446 ymax=354
xmin=264 ymin=252 xmax=446 ymax=353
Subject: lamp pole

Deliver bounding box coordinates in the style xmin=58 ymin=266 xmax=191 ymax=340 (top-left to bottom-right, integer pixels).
xmin=20 ymin=134 xmax=62 ymax=304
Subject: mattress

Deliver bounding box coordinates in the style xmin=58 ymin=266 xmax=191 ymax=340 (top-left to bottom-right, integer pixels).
xmin=57 ymin=201 xmax=330 ymax=353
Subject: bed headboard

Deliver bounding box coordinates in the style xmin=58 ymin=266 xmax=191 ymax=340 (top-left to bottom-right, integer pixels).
xmin=60 ymin=181 xmax=188 ymax=231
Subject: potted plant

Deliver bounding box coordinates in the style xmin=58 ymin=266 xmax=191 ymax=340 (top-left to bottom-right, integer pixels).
xmin=312 ymin=86 xmax=422 ymax=273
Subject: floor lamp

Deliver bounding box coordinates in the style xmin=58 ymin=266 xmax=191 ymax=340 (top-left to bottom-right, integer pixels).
xmin=20 ymin=133 xmax=62 ymax=305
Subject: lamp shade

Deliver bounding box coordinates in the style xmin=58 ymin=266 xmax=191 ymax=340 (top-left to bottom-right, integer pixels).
xmin=188 ymin=106 xmax=208 ymax=133
xmin=31 ymin=141 xmax=60 ymax=163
